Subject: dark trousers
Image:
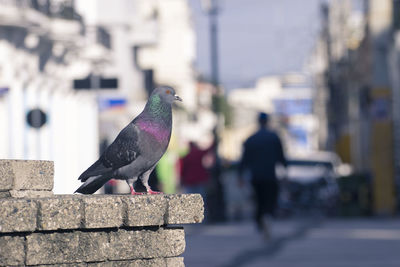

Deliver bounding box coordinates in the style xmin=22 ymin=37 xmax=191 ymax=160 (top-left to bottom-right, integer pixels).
xmin=251 ymin=179 xmax=279 ymax=229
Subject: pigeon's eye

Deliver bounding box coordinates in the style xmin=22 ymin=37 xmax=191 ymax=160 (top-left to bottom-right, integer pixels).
xmin=166 ymin=90 xmax=171 ymax=94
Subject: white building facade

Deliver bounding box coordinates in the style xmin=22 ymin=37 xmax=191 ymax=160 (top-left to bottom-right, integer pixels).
xmin=0 ymin=1 xmax=104 ymax=193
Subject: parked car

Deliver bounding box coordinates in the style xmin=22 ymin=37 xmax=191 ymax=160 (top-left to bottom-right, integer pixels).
xmin=278 ymin=151 xmax=343 ymax=216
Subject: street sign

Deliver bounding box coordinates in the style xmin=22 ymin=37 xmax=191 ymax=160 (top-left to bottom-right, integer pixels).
xmin=73 ymin=75 xmax=118 ymax=90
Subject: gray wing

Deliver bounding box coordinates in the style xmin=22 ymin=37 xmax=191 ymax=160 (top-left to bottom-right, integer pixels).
xmin=102 ymin=124 xmax=140 ymax=169
xmin=78 ymin=124 xmax=140 ymax=181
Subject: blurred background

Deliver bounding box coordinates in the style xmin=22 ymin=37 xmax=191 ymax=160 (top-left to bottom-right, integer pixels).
xmin=1 ymin=0 xmax=400 ymax=265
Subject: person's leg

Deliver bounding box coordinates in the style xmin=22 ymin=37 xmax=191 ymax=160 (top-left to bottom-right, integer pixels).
xmin=270 ymin=179 xmax=279 ymax=216
xmin=264 ymin=179 xmax=279 ymax=216
xmin=251 ymin=180 xmax=266 ymax=231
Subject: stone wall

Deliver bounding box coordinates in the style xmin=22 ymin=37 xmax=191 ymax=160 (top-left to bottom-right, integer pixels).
xmin=0 ymin=160 xmax=204 ymax=266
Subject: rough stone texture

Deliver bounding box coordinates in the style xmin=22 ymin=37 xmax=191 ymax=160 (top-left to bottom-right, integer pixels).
xmin=26 ymin=231 xmax=109 ymax=265
xmin=24 ymin=228 xmax=184 ymax=265
xmin=0 ymin=157 xmax=202 ymax=267
xmin=37 ymin=196 xmax=82 ymax=230
xmin=0 ymin=194 xmax=204 ymax=233
xmin=83 ymin=195 xmax=124 ymax=228
xmin=0 ymin=160 xmax=13 ymax=190
xmin=122 ymin=195 xmax=167 ymax=227
xmin=0 ymin=159 xmax=53 ymax=191
xmin=32 ymin=264 xmax=86 ymax=267
xmin=165 ymin=257 xmax=185 ymax=267
xmin=9 ymin=189 xmax=54 ymax=198
xmin=0 ymin=198 xmax=37 ymax=233
xmin=0 ymin=235 xmax=25 ymax=266
xmin=87 ymin=257 xmax=184 ymax=267
xmin=0 ymin=191 xmax=10 ymax=198
xmin=108 ymin=228 xmax=185 ymax=260
xmin=167 ymin=194 xmax=204 ymax=224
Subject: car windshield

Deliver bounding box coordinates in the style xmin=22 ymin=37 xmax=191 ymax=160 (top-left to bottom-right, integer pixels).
xmin=282 ymin=159 xmax=335 ymax=183
xmin=287 ymin=160 xmax=334 ymax=169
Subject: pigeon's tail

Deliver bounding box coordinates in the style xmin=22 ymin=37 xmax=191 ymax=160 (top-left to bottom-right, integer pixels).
xmin=75 ymin=173 xmax=112 ymax=194
xmin=78 ymin=157 xmax=111 ymax=182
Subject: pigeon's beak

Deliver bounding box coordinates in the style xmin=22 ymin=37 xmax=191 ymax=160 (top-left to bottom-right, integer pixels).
xmin=174 ymin=95 xmax=183 ymax=102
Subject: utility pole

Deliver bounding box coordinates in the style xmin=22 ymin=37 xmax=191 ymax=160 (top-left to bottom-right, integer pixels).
xmin=201 ymin=0 xmax=225 ymax=222
xmin=209 ymin=0 xmax=220 ymax=94
xmin=202 ymin=0 xmax=221 ymax=118
xmin=368 ymin=0 xmax=396 ymax=215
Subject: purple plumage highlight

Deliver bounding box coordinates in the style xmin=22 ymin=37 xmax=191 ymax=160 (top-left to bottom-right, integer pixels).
xmin=136 ymin=120 xmax=170 ymax=142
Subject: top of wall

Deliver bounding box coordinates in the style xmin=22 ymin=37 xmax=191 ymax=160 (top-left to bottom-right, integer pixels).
xmin=0 ymin=160 xmax=204 ymax=233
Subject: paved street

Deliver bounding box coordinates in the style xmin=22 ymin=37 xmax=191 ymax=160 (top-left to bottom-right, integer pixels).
xmin=183 ymin=218 xmax=400 ymax=267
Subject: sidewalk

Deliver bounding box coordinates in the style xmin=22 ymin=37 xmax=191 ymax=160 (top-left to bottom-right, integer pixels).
xmin=250 ymin=218 xmax=400 ymax=267
xmin=183 ymin=218 xmax=314 ymax=267
xmin=183 ymin=218 xmax=400 ymax=267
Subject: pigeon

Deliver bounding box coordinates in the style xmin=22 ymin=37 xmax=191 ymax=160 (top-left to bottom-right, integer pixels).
xmin=75 ymin=86 xmax=182 ymax=195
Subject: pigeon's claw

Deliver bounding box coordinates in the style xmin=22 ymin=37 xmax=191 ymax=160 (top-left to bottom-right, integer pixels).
xmin=147 ymin=189 xmax=162 ymax=195
xmin=129 ymin=185 xmax=144 ymax=195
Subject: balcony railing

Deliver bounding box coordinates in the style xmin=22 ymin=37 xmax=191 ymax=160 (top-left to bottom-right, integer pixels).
xmin=0 ymin=0 xmax=82 ymax=21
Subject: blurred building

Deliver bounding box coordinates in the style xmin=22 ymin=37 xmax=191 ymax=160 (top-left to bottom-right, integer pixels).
xmin=0 ymin=0 xmax=106 ymax=193
xmin=312 ymin=0 xmax=399 ymax=214
xmin=137 ymin=0 xmax=197 ymax=112
xmin=75 ymin=0 xmax=200 ymax=138
xmin=75 ymin=0 xmax=149 ymax=144
xmin=135 ymin=0 xmax=212 ymax=147
xmin=0 ymin=0 xmax=230 ymax=195
xmin=74 ymin=0 xmax=214 ymax=193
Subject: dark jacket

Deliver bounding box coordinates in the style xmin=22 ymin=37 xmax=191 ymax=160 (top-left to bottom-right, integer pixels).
xmin=239 ymin=128 xmax=287 ymax=181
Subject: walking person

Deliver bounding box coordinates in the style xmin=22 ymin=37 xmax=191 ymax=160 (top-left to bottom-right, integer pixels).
xmin=239 ymin=112 xmax=287 ymax=238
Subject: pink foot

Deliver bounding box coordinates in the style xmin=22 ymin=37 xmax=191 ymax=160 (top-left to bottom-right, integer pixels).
xmin=130 ymin=185 xmax=144 ymax=195
xmin=147 ymin=189 xmax=162 ymax=195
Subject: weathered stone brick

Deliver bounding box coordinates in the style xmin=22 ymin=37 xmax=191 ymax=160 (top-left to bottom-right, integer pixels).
xmin=0 ymin=235 xmax=25 ymax=266
xmin=0 ymin=198 xmax=37 ymax=232
xmin=87 ymin=257 xmax=184 ymax=267
xmin=167 ymin=194 xmax=204 ymax=224
xmin=82 ymin=195 xmax=124 ymax=228
xmin=37 ymin=196 xmax=82 ymax=230
xmin=108 ymin=228 xmax=185 ymax=260
xmin=122 ymin=195 xmax=167 ymax=227
xmin=26 ymin=231 xmax=108 ymax=265
xmin=0 ymin=159 xmax=53 ymax=191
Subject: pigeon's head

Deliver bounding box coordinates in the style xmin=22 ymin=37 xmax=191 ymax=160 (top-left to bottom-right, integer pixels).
xmin=153 ymin=86 xmax=182 ymax=104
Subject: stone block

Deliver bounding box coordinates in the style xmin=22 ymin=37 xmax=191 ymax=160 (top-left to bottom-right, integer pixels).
xmin=0 ymin=159 xmax=53 ymax=191
xmin=82 ymin=195 xmax=124 ymax=228
xmin=122 ymin=195 xmax=167 ymax=227
xmin=26 ymin=231 xmax=108 ymax=265
xmin=108 ymin=228 xmax=185 ymax=260
xmin=87 ymin=257 xmax=184 ymax=267
xmin=37 ymin=196 xmax=82 ymax=230
xmin=0 ymin=235 xmax=25 ymax=266
xmin=167 ymin=194 xmax=204 ymax=224
xmin=0 ymin=198 xmax=37 ymax=232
